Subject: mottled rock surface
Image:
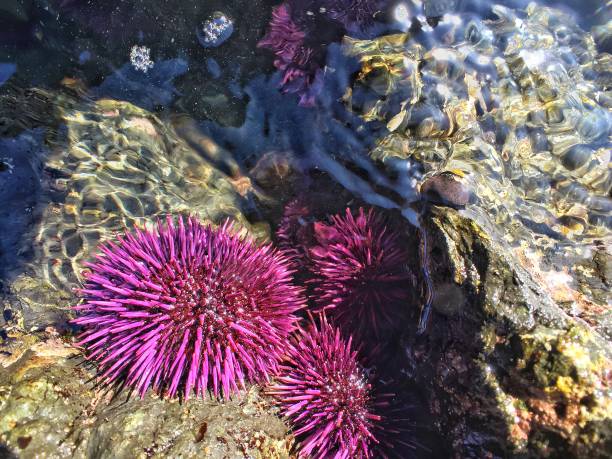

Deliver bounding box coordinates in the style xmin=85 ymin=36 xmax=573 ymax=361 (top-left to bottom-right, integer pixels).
xmin=0 ymin=330 xmax=291 ymax=458
xmin=403 ymin=208 xmax=612 ymax=458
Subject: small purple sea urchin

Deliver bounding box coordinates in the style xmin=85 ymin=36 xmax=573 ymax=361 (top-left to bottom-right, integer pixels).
xmin=324 ymin=0 xmax=386 ymax=30
xmin=308 ymin=208 xmax=412 ymax=340
xmin=269 ymin=314 xmax=381 ymax=458
xmin=258 ymin=0 xmax=389 ymax=105
xmin=258 ymin=3 xmax=323 ymax=106
xmin=72 ymin=216 xmax=304 ymax=399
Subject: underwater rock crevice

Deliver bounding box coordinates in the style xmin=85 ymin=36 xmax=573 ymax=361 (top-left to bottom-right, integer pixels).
xmin=407 ymin=208 xmax=612 ymax=458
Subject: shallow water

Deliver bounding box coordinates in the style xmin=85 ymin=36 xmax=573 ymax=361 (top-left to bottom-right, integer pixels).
xmin=0 ymin=0 xmax=610 ymax=457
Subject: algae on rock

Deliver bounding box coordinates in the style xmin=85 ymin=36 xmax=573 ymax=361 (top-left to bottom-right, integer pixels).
xmin=404 ymin=208 xmax=612 ymax=458
xmin=0 ymin=330 xmax=291 ymax=458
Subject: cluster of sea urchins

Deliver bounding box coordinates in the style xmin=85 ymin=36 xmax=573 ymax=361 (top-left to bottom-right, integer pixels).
xmin=72 ymin=216 xmax=304 ymax=399
xmin=272 ymin=206 xmax=414 ymax=456
xmin=73 ymin=207 xmax=411 ymax=457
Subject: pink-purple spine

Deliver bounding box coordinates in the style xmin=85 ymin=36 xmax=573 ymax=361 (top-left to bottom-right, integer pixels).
xmin=72 ymin=215 xmax=305 ymax=399
xmin=268 ymin=314 xmax=381 ymax=458
xmin=308 ymin=208 xmax=412 ymax=340
xmin=257 ymin=3 xmax=323 ymax=106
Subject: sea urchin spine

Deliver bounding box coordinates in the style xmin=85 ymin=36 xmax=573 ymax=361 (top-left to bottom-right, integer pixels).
xmin=308 ymin=208 xmax=412 ymax=340
xmin=269 ymin=314 xmax=381 ymax=458
xmin=72 ymin=216 xmax=305 ymax=399
xmin=258 ymin=3 xmax=323 ymax=106
xmin=275 ymin=197 xmax=316 ymax=268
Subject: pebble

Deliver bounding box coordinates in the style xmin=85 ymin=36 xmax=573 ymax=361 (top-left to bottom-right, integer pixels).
xmin=420 ymin=172 xmax=472 ymax=208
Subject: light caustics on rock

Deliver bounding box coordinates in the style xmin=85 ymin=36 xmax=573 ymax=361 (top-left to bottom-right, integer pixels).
xmin=343 ymin=2 xmax=612 ymax=330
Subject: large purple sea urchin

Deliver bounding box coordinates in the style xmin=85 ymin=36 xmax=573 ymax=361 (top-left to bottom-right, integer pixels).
xmin=72 ymin=216 xmax=305 ymax=399
xmin=309 ymin=208 xmax=412 ymax=340
xmin=269 ymin=314 xmax=381 ymax=458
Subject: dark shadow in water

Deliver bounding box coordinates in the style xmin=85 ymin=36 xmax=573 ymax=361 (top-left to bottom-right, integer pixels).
xmin=0 ymin=128 xmax=49 ymax=284
xmin=0 ymin=443 xmax=18 ymax=459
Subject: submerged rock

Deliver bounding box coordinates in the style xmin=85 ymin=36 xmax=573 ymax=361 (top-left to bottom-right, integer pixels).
xmin=343 ymin=3 xmax=611 ymax=332
xmin=0 ymin=91 xmax=252 ymax=330
xmin=196 ymin=12 xmax=234 ymax=48
xmin=420 ymin=171 xmax=472 ymax=208
xmin=93 ymin=58 xmax=188 ymax=111
xmin=0 ymin=330 xmax=291 ymax=458
xmin=408 ymin=208 xmax=612 ymax=458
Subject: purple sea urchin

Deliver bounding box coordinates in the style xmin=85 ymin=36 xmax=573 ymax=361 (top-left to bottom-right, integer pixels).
xmin=72 ymin=216 xmax=305 ymax=399
xmin=258 ymin=1 xmax=388 ymax=105
xmin=269 ymin=314 xmax=381 ymax=458
xmin=308 ymin=208 xmax=412 ymax=340
xmin=324 ymin=0 xmax=386 ymax=30
xmin=257 ymin=3 xmax=323 ymax=106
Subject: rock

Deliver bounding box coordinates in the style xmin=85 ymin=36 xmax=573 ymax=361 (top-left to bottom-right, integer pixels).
xmin=196 ymin=12 xmax=234 ymax=49
xmin=92 ymin=59 xmax=188 ymax=111
xmin=420 ymin=172 xmax=472 ymax=208
xmin=402 ymin=208 xmax=612 ymax=458
xmin=249 ymin=150 xmax=306 ymax=195
xmin=0 ymin=331 xmax=291 ymax=458
xmin=0 ymin=130 xmax=46 ymax=282
xmin=423 ymin=0 xmax=459 ymax=23
xmin=592 ymin=22 xmax=612 ymax=53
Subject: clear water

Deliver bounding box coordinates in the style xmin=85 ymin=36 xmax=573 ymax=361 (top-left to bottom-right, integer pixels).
xmin=0 ymin=0 xmax=609 ymax=457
